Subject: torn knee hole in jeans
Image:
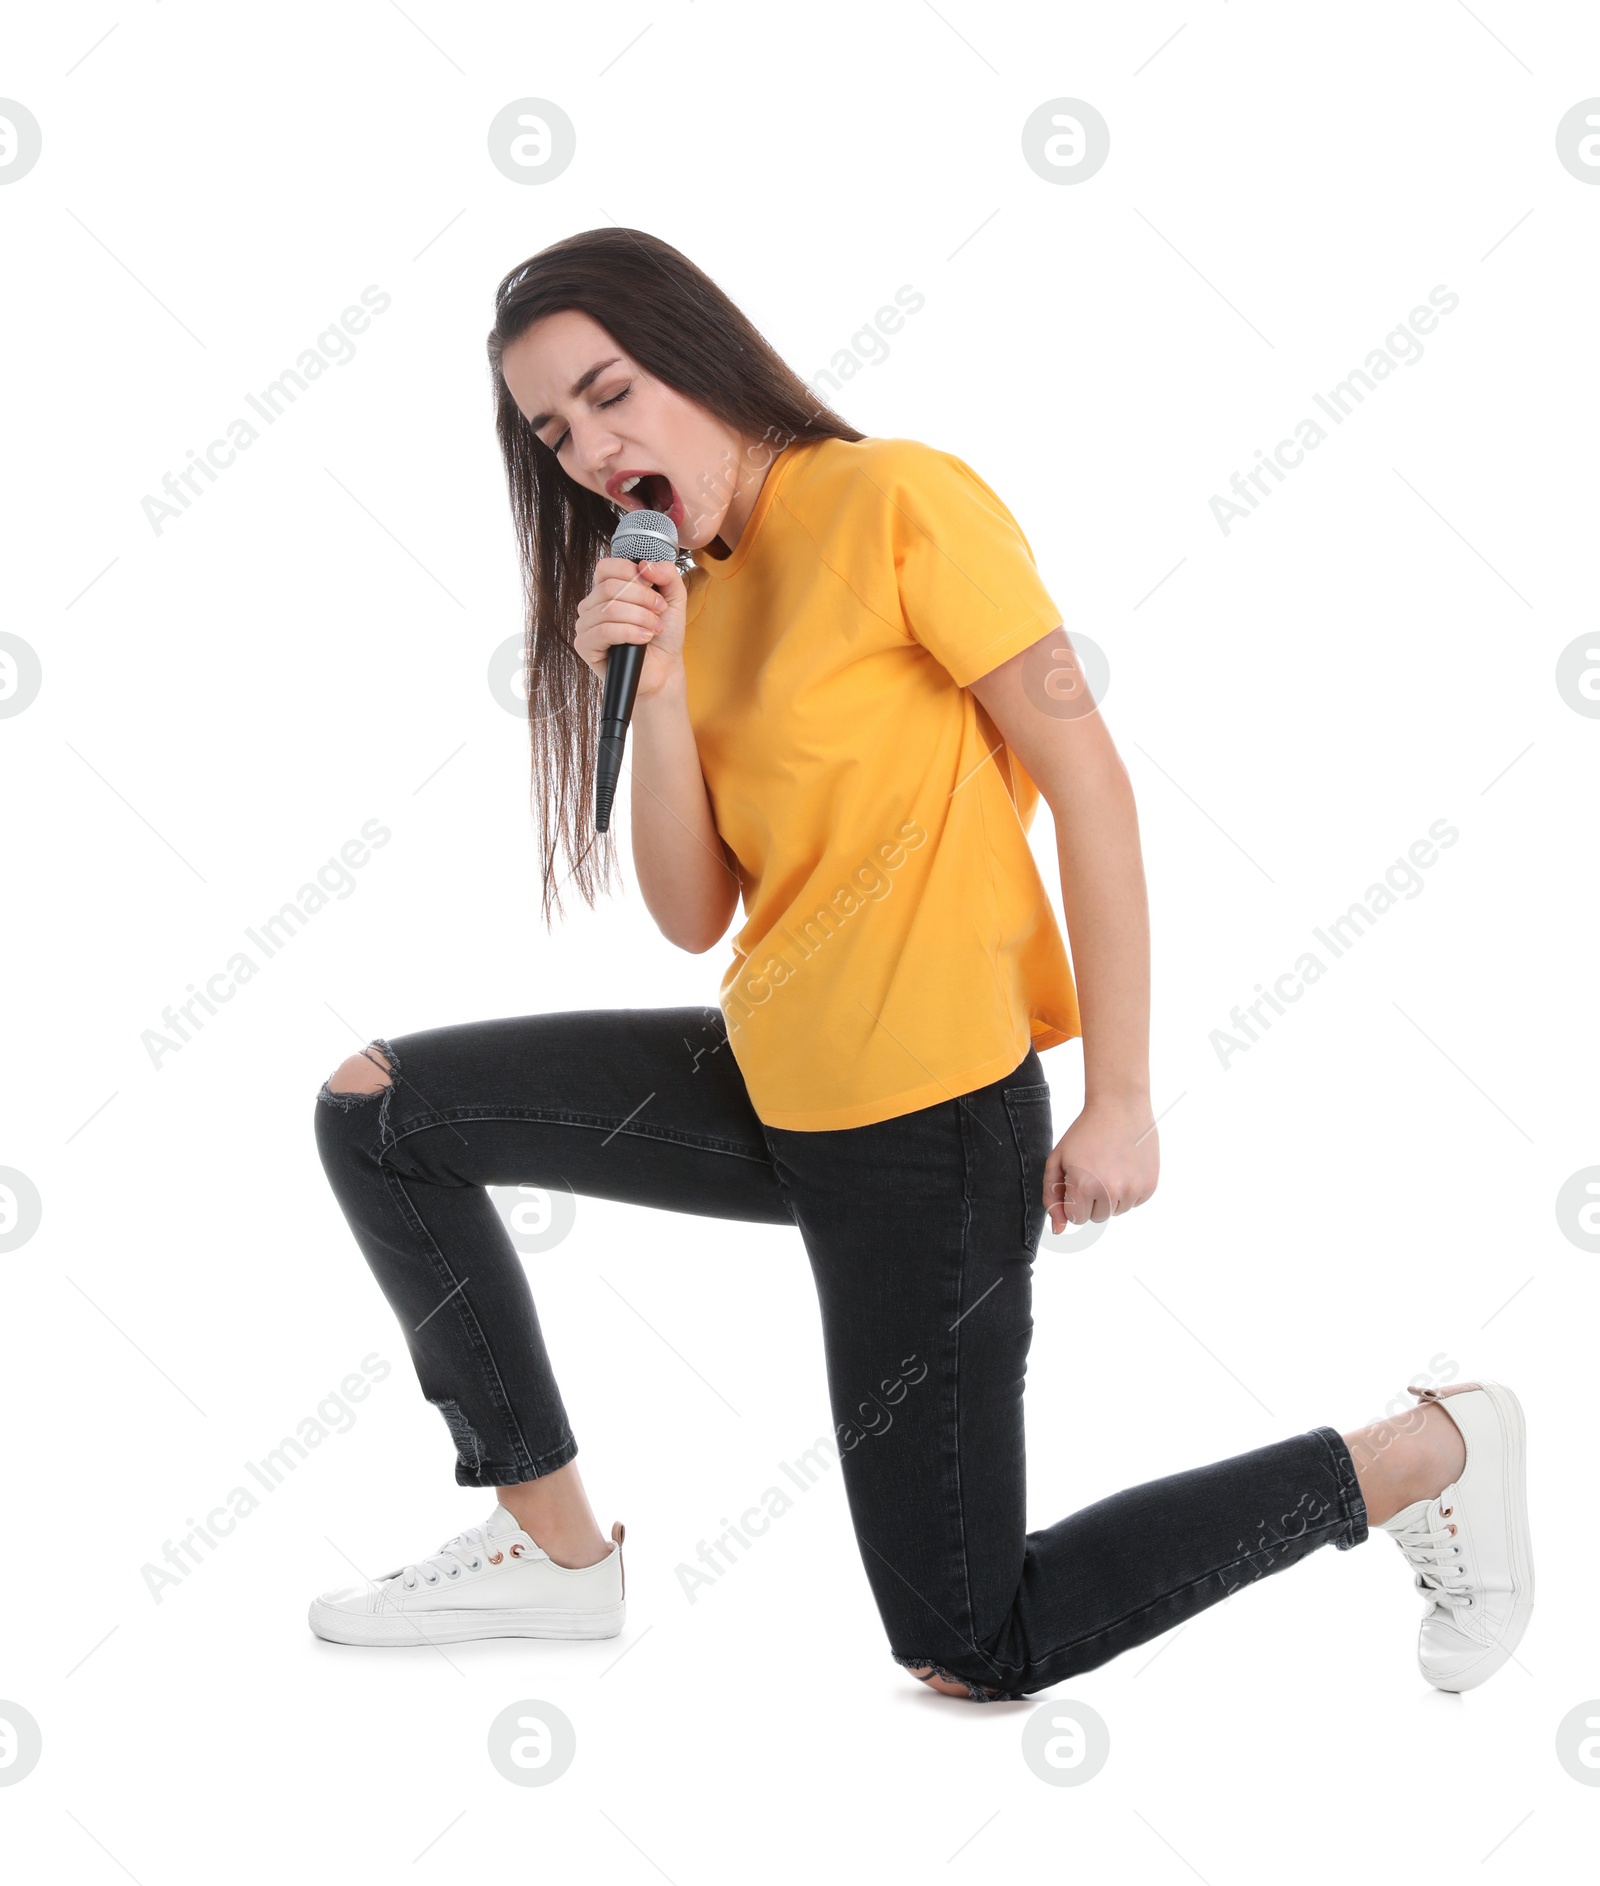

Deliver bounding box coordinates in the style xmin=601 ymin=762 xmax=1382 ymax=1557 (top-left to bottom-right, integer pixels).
xmin=318 ymin=1038 xmax=399 ymax=1110
xmin=429 ymin=1396 xmax=483 ymax=1471
xmin=892 ymin=1652 xmax=1004 ymax=1701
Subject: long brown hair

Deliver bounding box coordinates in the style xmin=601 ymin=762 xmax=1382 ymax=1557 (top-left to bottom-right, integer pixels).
xmin=486 ymin=226 xmax=865 ymax=925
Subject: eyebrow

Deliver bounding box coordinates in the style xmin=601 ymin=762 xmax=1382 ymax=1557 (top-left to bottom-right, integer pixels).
xmin=528 ymin=357 xmax=622 ymax=434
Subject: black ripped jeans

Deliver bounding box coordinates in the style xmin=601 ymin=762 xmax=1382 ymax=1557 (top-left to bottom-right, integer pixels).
xmin=313 ymin=1005 xmax=1368 ymax=1700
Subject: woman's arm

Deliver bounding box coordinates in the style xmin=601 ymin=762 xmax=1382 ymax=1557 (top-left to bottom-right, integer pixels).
xmin=629 ymin=674 xmax=741 ymax=952
xmin=968 ymin=626 xmax=1159 ymax=1226
xmin=572 ymin=552 xmax=739 ymax=952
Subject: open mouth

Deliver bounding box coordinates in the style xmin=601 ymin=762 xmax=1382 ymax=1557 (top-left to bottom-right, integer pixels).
xmin=615 ymin=471 xmax=676 ymax=515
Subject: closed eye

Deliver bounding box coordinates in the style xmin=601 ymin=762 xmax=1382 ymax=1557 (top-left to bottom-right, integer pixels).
xmin=550 ymin=384 xmax=630 ymax=454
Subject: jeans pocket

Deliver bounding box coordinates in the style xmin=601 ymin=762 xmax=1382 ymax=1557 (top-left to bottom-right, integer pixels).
xmin=1002 ymin=1082 xmax=1054 ymax=1253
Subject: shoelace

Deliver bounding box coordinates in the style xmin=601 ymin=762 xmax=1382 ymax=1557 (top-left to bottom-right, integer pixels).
xmin=389 ymin=1522 xmax=502 ymax=1593
xmin=1389 ymin=1499 xmax=1473 ymax=1614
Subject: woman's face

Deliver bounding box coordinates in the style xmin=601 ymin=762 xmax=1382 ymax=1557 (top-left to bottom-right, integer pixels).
xmin=500 ymin=308 xmax=761 ymax=552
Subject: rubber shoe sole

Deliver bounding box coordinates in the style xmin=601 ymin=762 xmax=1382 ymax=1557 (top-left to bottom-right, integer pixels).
xmin=307 ymin=1597 xmax=625 ymax=1647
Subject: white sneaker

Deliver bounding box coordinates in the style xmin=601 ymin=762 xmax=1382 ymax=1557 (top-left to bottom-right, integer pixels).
xmin=308 ymin=1503 xmax=626 ymax=1648
xmin=1375 ymin=1379 xmax=1534 ymax=1692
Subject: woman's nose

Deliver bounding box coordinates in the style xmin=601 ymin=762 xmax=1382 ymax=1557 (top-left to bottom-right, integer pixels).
xmin=579 ymin=435 xmax=621 ymax=489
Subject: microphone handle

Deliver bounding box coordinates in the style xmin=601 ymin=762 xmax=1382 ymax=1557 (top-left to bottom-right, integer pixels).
xmin=594 ymin=637 xmax=646 ymax=832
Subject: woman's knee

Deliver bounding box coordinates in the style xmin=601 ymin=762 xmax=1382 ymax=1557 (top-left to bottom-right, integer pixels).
xmin=899 ymin=1659 xmax=1005 ymax=1701
xmin=318 ymin=1040 xmax=396 ymax=1109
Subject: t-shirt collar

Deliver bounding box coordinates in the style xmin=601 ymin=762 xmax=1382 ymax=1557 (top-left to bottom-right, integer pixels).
xmin=692 ymin=440 xmax=803 ymax=580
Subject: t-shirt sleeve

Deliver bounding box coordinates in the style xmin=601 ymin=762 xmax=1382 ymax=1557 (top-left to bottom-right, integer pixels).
xmin=886 ymin=443 xmax=1062 ymax=688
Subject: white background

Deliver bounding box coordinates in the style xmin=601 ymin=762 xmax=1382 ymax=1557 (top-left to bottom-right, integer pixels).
xmin=2 ymin=2 xmax=1596 ymax=1877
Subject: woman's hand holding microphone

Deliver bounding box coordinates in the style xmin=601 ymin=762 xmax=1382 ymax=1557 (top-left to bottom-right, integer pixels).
xmin=574 ymin=555 xmax=688 ymax=705
xmin=575 ymin=549 xmax=732 ymax=949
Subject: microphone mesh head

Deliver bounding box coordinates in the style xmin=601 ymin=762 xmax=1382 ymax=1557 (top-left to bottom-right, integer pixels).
xmin=610 ymin=508 xmax=679 ymax=564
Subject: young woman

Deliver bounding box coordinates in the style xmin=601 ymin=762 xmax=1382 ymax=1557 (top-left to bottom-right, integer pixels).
xmin=308 ymin=228 xmax=1534 ymax=1699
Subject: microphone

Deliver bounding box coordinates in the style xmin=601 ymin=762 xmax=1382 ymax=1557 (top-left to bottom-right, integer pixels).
xmin=594 ymin=507 xmax=680 ymax=832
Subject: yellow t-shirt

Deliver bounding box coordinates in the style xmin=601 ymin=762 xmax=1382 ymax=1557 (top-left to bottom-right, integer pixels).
xmin=682 ymin=434 xmax=1082 ymax=1130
